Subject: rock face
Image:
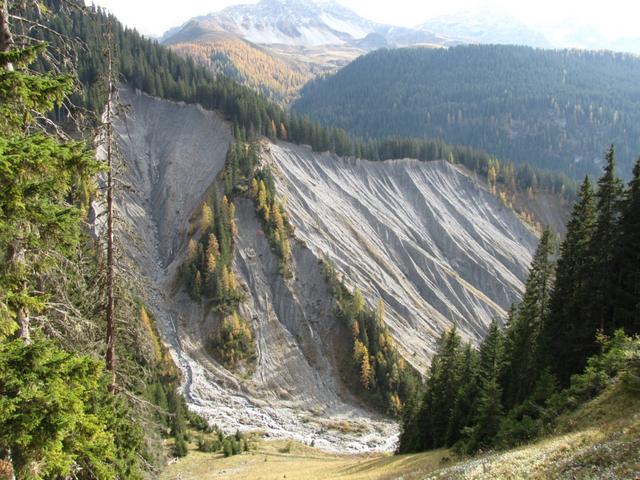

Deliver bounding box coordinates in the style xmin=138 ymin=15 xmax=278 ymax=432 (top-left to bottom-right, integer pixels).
xmin=107 ymin=89 xmax=537 ymax=451
xmin=109 ymin=88 xmax=397 ymax=452
xmin=263 ymin=143 xmax=537 ymax=371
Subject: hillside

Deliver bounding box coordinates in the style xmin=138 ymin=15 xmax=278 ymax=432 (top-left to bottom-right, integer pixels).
xmin=165 ymin=32 xmax=316 ymax=104
xmin=264 ymin=143 xmax=538 ymax=369
xmin=293 ymin=45 xmax=640 ymax=178
xmin=102 ymin=86 xmax=546 ymax=449
xmin=5 ymin=2 xmax=639 ymax=479
xmin=161 ymin=0 xmax=453 ymax=102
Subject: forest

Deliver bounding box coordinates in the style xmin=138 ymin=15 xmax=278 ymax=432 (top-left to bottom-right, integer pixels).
xmin=400 ymin=147 xmax=640 ymax=454
xmin=35 ymin=1 xmax=575 ymax=201
xmin=293 ymin=45 xmax=640 ymax=180
xmin=167 ymin=34 xmax=314 ymax=104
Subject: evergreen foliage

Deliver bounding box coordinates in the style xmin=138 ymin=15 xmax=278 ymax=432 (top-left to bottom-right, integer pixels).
xmin=399 ymin=146 xmax=640 ymax=456
xmin=293 ymin=45 xmax=640 ymax=179
xmin=0 ymin=11 xmax=147 ymax=477
xmin=503 ymin=227 xmax=555 ymax=408
xmin=0 ymin=337 xmax=143 ymax=480
xmin=613 ymin=157 xmax=640 ymax=333
xmin=539 ymin=176 xmax=597 ymax=383
xmin=0 ymin=4 xmax=212 ymax=474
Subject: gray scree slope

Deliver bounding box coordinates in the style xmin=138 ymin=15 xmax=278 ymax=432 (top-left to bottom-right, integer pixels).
xmin=107 ymin=89 xmax=537 ymax=451
xmin=263 ymin=143 xmax=537 ymax=371
xmin=109 ymin=89 xmax=396 ymax=452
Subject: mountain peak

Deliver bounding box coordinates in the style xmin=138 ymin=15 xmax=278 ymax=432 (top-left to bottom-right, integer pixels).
xmin=418 ymin=8 xmax=551 ymax=48
xmin=164 ymin=0 xmax=378 ymax=47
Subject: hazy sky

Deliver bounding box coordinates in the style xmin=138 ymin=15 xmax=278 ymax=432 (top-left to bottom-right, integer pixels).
xmin=86 ymin=0 xmax=640 ymax=39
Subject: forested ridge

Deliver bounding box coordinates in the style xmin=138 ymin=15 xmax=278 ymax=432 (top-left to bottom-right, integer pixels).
xmin=167 ymin=36 xmax=314 ymax=104
xmin=400 ymin=147 xmax=640 ymax=456
xmin=293 ymin=45 xmax=640 ymax=179
xmin=35 ymin=1 xmax=575 ymax=201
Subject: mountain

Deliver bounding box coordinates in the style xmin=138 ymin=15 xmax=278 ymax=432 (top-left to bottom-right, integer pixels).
xmin=39 ymin=2 xmax=558 ymax=448
xmin=180 ymin=0 xmax=376 ymax=47
xmin=166 ymin=31 xmax=315 ymax=103
xmin=7 ymin=1 xmax=640 ymax=477
xmin=110 ymin=86 xmax=539 ymax=445
xmin=163 ymin=0 xmax=450 ymax=48
xmin=538 ymin=19 xmax=640 ymax=55
xmin=418 ymin=8 xmax=552 ymax=48
xmin=160 ymin=0 xmax=453 ymax=102
xmin=293 ymin=45 xmax=640 ymax=179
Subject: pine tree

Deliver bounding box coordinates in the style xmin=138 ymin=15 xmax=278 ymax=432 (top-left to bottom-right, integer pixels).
xmin=541 ymin=177 xmax=597 ymax=384
xmin=612 ymin=157 xmax=640 ymax=334
xmin=465 ymin=321 xmax=505 ymax=452
xmin=504 ymin=228 xmax=554 ymax=407
xmin=588 ymin=146 xmax=623 ymax=333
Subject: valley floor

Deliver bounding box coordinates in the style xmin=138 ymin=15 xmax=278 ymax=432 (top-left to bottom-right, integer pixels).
xmin=161 ymin=381 xmax=640 ymax=480
xmin=160 ymin=441 xmax=449 ymax=480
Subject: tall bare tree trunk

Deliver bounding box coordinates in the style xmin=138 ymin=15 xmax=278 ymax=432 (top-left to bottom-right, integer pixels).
xmin=0 ymin=1 xmax=14 ymax=71
xmin=2 ymin=9 xmax=21 ymax=478
xmin=3 ymin=3 xmax=27 ymax=344
xmin=105 ymin=20 xmax=116 ymax=393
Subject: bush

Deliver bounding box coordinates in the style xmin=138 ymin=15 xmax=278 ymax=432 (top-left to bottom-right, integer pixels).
xmin=222 ymin=439 xmax=233 ymax=457
xmin=174 ymin=437 xmax=188 ymax=457
xmin=547 ymin=330 xmax=640 ymax=415
xmin=197 ymin=437 xmax=221 ymax=453
xmin=189 ymin=411 xmax=214 ymax=433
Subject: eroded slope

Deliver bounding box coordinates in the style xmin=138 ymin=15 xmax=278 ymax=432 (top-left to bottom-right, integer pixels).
xmin=110 ymin=88 xmax=396 ymax=452
xmin=264 ymin=143 xmax=537 ymax=370
xmin=108 ymin=88 xmax=537 ymax=451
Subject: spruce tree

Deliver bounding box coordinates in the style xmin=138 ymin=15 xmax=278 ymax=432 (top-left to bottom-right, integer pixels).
xmin=419 ymin=327 xmax=463 ymax=449
xmin=588 ymin=146 xmax=623 ymax=333
xmin=504 ymin=228 xmax=554 ymax=407
xmin=613 ymin=157 xmax=640 ymax=334
xmin=0 ymin=12 xmax=97 ymax=342
xmin=466 ymin=321 xmax=506 ymax=452
xmin=540 ymin=177 xmax=597 ymax=384
xmin=446 ymin=343 xmax=479 ymax=447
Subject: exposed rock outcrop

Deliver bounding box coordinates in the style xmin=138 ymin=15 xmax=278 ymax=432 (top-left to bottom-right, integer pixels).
xmin=263 ymin=143 xmax=537 ymax=371
xmin=105 ymin=88 xmax=537 ymax=451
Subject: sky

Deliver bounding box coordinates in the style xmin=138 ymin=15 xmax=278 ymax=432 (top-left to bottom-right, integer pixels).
xmin=85 ymin=0 xmax=640 ymax=40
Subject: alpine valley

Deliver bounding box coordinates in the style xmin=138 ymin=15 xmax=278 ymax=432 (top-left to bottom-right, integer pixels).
xmin=0 ymin=1 xmax=639 ymax=480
